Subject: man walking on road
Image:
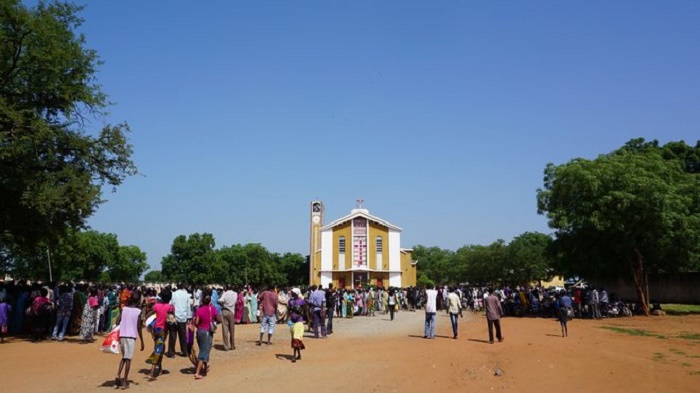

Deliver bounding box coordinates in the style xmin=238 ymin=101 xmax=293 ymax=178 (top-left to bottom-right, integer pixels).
xmin=218 ymin=286 xmax=237 ymax=350
xmin=484 ymin=288 xmax=504 ymax=344
xmin=447 ymin=287 xmax=462 ymax=339
xmin=167 ymin=285 xmax=191 ymax=358
xmin=423 ymin=284 xmax=438 ymax=339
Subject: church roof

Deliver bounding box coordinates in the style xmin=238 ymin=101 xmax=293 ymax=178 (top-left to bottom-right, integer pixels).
xmin=321 ymin=208 xmax=402 ymax=232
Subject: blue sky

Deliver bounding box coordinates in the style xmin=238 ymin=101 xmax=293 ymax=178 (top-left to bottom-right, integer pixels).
xmin=78 ymin=1 xmax=700 ymax=273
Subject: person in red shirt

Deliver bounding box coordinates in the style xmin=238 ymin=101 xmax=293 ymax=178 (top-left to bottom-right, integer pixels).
xmin=146 ymin=290 xmax=174 ymax=381
xmin=573 ymin=288 xmax=583 ymax=318
xmin=256 ymin=286 xmax=279 ymax=346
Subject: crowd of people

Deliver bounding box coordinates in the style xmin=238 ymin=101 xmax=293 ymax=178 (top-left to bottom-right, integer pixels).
xmin=0 ymin=279 xmax=590 ymax=388
xmin=468 ymin=285 xmax=634 ymax=320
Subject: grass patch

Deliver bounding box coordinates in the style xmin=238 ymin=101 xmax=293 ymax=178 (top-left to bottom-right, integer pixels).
xmin=682 ymin=362 xmax=692 ymax=368
xmin=670 ymin=348 xmax=687 ymax=355
xmin=600 ymin=326 xmax=699 ymax=341
xmin=600 ymin=326 xmax=661 ymax=337
xmin=677 ymin=332 xmax=700 ymax=341
xmin=664 ymin=304 xmax=700 ymax=316
xmin=689 ymin=370 xmax=700 ymax=376
xmin=652 ymin=352 xmax=666 ymax=362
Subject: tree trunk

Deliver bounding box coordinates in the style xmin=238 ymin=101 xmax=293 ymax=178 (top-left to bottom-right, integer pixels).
xmin=631 ymin=248 xmax=650 ymax=316
xmin=645 ymin=270 xmax=650 ymax=310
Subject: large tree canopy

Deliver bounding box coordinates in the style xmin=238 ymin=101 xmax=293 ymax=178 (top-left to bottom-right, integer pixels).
xmin=537 ymin=139 xmax=700 ymax=315
xmin=5 ymin=230 xmax=147 ymax=282
xmin=414 ymin=232 xmax=555 ymax=287
xmin=0 ymin=1 xmax=136 ymax=259
xmin=504 ymin=232 xmax=554 ymax=286
xmin=160 ymin=234 xmax=308 ymax=288
xmin=161 ymin=233 xmax=225 ymax=286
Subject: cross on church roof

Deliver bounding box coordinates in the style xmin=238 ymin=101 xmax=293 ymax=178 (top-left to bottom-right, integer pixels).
xmin=356 ymin=198 xmax=364 ymax=209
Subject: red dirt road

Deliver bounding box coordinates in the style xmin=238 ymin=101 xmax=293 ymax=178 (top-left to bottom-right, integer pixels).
xmin=1 ymin=310 xmax=698 ymax=392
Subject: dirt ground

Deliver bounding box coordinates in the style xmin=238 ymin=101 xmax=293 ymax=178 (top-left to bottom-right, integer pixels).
xmin=1 ymin=310 xmax=699 ymax=393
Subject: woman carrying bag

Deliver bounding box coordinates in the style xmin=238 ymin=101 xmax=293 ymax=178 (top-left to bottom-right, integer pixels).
xmin=193 ymin=293 xmax=221 ymax=380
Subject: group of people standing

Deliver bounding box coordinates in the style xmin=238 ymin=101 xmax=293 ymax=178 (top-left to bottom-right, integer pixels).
xmin=0 ymin=281 xmax=123 ymax=344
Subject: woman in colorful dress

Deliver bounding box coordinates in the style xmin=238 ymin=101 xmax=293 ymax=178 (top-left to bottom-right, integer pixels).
xmin=277 ymin=288 xmax=289 ymax=323
xmin=80 ymin=287 xmax=99 ymax=342
xmin=344 ymin=290 xmax=354 ymax=318
xmin=146 ymin=290 xmax=174 ymax=381
xmin=242 ymin=289 xmax=251 ymax=324
xmin=249 ymin=288 xmax=258 ymax=324
xmin=367 ymin=288 xmax=375 ymax=317
xmin=234 ymin=289 xmax=244 ymax=324
xmin=69 ymin=288 xmax=87 ymax=336
xmin=107 ymin=287 xmax=120 ymax=329
xmin=287 ymin=288 xmax=306 ymax=363
xmin=30 ymin=287 xmax=52 ymax=341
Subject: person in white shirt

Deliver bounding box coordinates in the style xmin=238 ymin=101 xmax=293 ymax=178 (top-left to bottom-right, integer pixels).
xmin=424 ymin=284 xmax=438 ymax=339
xmin=193 ymin=288 xmax=202 ymax=309
xmin=167 ymin=285 xmax=191 ymax=358
xmin=218 ymin=286 xmax=238 ymax=350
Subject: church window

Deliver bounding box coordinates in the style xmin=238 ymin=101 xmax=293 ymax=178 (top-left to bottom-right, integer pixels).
xmin=376 ymin=236 xmax=383 ymax=253
xmin=339 ymin=236 xmax=346 ymax=253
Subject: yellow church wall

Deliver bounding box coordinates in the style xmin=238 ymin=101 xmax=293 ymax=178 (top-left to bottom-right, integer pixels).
xmin=332 ymin=222 xmax=352 ymax=270
xmin=368 ymin=222 xmax=389 ymax=270
xmin=331 ymin=272 xmax=352 ymax=289
xmin=401 ymin=250 xmax=416 ymax=287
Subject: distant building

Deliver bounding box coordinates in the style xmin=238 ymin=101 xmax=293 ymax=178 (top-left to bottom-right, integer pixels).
xmin=309 ymin=200 xmax=417 ymax=289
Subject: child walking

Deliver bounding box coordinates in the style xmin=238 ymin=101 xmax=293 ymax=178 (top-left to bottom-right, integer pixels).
xmin=115 ymin=292 xmax=144 ymax=389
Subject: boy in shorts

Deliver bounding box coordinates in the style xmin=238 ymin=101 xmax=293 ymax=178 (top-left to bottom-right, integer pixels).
xmin=115 ymin=292 xmax=144 ymax=389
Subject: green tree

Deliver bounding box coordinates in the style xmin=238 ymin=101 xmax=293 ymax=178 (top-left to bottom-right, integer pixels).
xmin=505 ymin=232 xmax=555 ymax=286
xmin=52 ymin=230 xmax=118 ymax=281
xmin=275 ymin=252 xmax=307 ymax=287
xmin=416 ymin=272 xmax=434 ymax=288
xmin=108 ymin=245 xmax=148 ymax=283
xmin=537 ymin=139 xmax=700 ymax=315
xmin=217 ymin=244 xmax=248 ymax=286
xmin=161 ymin=233 xmax=226 ymax=286
xmin=457 ymin=240 xmax=508 ymax=286
xmin=217 ymin=243 xmax=289 ymax=287
xmin=0 ymin=1 xmax=136 ymax=258
xmin=413 ymin=245 xmax=455 ymax=284
xmin=144 ymin=270 xmax=163 ymax=283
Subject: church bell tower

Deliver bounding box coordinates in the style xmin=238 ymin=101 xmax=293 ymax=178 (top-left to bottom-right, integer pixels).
xmin=309 ymin=200 xmax=324 ymax=284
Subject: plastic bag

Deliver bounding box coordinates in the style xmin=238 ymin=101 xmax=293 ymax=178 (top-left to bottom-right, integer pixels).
xmin=101 ymin=325 xmax=120 ymax=355
xmin=145 ymin=314 xmax=156 ymax=333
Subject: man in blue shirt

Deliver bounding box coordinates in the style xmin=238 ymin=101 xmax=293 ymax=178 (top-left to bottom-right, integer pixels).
xmin=309 ymin=285 xmax=327 ymax=338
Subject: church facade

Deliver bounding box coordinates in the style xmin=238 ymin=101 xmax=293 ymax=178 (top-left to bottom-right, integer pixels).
xmin=309 ymin=201 xmax=417 ymax=289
